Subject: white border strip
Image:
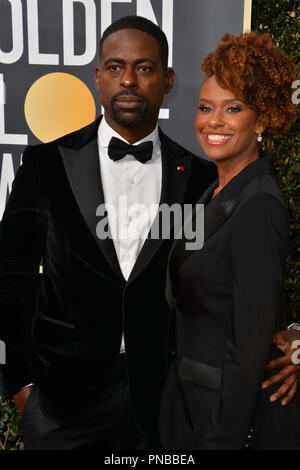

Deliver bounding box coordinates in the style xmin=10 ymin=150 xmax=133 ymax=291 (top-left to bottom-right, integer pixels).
xmin=243 ymin=0 xmax=252 ymax=32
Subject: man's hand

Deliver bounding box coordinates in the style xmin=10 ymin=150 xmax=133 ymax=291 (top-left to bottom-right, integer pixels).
xmin=12 ymin=385 xmax=34 ymax=417
xmin=261 ymin=329 xmax=300 ymax=406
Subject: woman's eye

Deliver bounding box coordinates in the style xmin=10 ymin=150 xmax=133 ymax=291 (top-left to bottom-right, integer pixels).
xmin=227 ymin=106 xmax=242 ymax=113
xmin=198 ymin=105 xmax=211 ymax=112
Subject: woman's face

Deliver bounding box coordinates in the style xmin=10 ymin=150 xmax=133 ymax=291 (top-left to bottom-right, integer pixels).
xmin=195 ymin=75 xmax=264 ymax=163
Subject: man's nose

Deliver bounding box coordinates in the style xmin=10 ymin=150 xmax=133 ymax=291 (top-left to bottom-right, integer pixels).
xmin=120 ymin=67 xmax=137 ymax=88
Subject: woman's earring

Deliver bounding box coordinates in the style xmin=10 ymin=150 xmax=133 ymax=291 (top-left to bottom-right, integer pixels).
xmin=257 ymin=133 xmax=263 ymax=142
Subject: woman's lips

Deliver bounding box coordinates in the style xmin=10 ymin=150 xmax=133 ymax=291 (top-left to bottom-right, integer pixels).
xmin=202 ymin=133 xmax=233 ymax=145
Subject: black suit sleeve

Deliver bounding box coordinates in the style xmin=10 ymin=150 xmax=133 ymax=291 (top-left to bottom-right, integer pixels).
xmin=0 ymin=146 xmax=47 ymax=395
xmin=200 ymin=192 xmax=289 ymax=449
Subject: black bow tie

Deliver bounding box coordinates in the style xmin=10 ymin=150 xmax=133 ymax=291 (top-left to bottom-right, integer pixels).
xmin=108 ymin=137 xmax=153 ymax=163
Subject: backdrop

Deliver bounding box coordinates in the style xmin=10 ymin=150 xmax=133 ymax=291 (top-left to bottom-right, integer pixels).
xmin=0 ymin=0 xmax=251 ymax=221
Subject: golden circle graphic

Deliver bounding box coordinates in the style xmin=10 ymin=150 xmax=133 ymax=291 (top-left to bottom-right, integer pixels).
xmin=24 ymin=72 xmax=96 ymax=143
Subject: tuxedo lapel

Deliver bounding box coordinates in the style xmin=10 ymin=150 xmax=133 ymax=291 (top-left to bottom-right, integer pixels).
xmin=127 ymin=130 xmax=194 ymax=284
xmin=58 ymin=119 xmax=124 ymax=283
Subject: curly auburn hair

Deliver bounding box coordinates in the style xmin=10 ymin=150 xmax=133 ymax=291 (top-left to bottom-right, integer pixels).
xmin=201 ymin=32 xmax=297 ymax=147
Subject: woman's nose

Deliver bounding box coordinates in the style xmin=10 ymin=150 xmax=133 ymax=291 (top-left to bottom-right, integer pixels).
xmin=207 ymin=109 xmax=225 ymax=127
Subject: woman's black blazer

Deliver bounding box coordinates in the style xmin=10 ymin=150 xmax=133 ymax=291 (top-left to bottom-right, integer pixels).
xmin=160 ymin=156 xmax=300 ymax=449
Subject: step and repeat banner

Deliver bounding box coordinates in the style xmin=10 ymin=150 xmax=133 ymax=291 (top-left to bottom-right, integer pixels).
xmin=0 ymin=0 xmax=251 ymax=220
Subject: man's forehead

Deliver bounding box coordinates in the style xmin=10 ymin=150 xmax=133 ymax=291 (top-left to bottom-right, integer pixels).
xmin=101 ymin=29 xmax=160 ymax=56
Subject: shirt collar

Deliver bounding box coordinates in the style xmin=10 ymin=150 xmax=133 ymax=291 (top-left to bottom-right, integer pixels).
xmin=98 ymin=115 xmax=161 ymax=154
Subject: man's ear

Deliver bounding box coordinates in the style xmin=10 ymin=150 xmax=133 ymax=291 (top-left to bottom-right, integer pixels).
xmin=164 ymin=67 xmax=175 ymax=95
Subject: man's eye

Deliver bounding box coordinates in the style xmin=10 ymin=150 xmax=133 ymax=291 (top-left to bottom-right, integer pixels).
xmin=138 ymin=65 xmax=151 ymax=72
xmin=108 ymin=65 xmax=121 ymax=71
xmin=198 ymin=105 xmax=211 ymax=112
xmin=227 ymin=106 xmax=242 ymax=113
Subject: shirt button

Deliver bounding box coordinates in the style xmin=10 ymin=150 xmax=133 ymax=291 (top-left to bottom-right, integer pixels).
xmin=128 ymin=216 xmax=133 ymax=222
xmin=122 ymin=254 xmax=131 ymax=261
xmin=129 ymin=178 xmax=135 ymax=185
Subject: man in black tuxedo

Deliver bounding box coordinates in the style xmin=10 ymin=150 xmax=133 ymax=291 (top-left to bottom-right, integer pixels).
xmin=0 ymin=16 xmax=299 ymax=450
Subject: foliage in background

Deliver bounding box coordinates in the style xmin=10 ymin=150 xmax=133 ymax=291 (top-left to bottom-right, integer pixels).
xmin=0 ymin=0 xmax=299 ymax=451
xmin=0 ymin=395 xmax=23 ymax=450
xmin=252 ymin=0 xmax=300 ymax=321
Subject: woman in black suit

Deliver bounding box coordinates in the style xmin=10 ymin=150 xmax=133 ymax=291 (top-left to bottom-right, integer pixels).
xmin=160 ymin=32 xmax=300 ymax=449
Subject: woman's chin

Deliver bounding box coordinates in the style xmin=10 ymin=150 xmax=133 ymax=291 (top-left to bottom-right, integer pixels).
xmin=201 ymin=147 xmax=231 ymax=163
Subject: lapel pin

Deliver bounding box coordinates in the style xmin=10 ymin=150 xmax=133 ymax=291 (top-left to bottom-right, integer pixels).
xmin=176 ymin=165 xmax=186 ymax=173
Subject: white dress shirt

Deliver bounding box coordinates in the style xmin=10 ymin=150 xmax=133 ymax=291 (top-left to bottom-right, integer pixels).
xmin=97 ymin=117 xmax=162 ymax=351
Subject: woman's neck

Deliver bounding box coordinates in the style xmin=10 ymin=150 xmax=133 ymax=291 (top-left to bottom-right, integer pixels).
xmin=212 ymin=150 xmax=260 ymax=198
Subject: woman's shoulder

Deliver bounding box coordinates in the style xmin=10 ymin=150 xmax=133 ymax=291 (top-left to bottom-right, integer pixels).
xmin=232 ymin=174 xmax=289 ymax=234
xmin=229 ymin=179 xmax=289 ymax=259
xmin=239 ymin=172 xmax=286 ymax=211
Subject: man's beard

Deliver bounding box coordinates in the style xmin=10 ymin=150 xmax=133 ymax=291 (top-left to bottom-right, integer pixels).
xmin=110 ymin=91 xmax=149 ymax=128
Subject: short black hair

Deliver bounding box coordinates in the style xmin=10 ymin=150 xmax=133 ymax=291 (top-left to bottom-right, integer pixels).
xmin=99 ymin=16 xmax=169 ymax=71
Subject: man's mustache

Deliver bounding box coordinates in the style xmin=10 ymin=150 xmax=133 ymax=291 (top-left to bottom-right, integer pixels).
xmin=111 ymin=90 xmax=147 ymax=104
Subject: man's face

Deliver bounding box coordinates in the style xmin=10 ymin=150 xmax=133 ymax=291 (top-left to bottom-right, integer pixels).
xmin=95 ymin=29 xmax=174 ymax=139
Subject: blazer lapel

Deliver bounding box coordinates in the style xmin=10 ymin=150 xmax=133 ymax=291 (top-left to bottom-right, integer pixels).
xmin=127 ymin=129 xmax=194 ymax=284
xmin=58 ymin=119 xmax=124 ymax=283
xmin=168 ymin=155 xmax=273 ymax=299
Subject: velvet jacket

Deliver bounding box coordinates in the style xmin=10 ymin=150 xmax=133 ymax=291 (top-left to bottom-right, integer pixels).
xmin=0 ymin=116 xmax=217 ymax=433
